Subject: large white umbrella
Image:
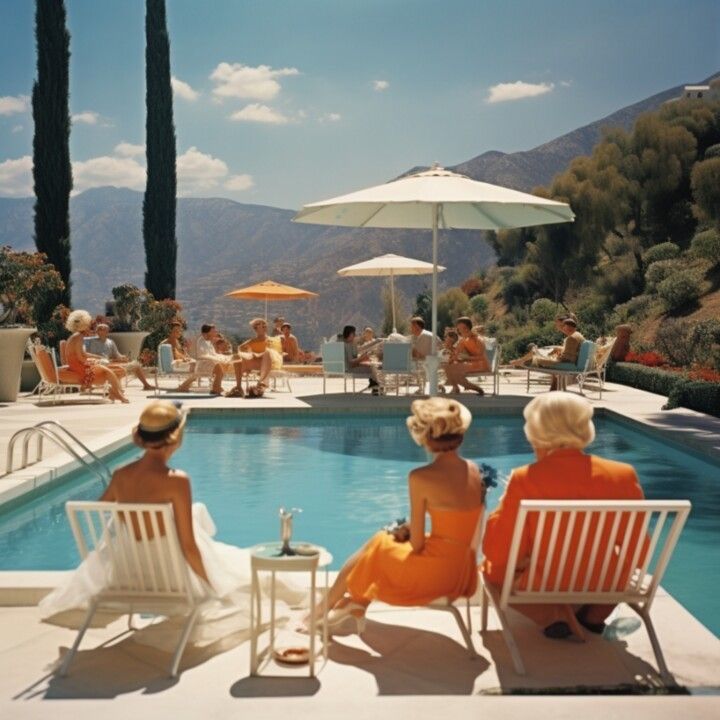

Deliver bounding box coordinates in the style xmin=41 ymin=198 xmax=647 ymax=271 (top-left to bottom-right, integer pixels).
xmin=294 ymin=164 xmax=574 ymax=393
xmin=337 ymin=253 xmax=446 ymax=333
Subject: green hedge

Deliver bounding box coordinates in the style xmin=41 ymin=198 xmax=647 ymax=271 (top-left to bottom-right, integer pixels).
xmin=606 ymin=362 xmax=720 ymax=418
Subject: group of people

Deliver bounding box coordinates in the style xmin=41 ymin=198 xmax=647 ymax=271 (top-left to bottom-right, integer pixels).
xmin=340 ymin=315 xmax=492 ymax=396
xmin=41 ymin=391 xmax=645 ymax=647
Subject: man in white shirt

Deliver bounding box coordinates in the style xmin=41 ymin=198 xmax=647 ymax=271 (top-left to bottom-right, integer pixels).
xmin=85 ymin=323 xmax=154 ymax=390
xmin=194 ymin=323 xmax=244 ymax=395
xmin=409 ymin=316 xmax=437 ymax=359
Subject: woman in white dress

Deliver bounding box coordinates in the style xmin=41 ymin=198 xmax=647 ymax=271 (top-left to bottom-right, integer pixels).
xmin=40 ymin=400 xmax=301 ymax=644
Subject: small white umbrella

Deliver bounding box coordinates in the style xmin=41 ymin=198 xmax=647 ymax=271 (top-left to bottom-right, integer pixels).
xmin=337 ymin=253 xmax=446 ymax=333
xmin=294 ymin=164 xmax=574 ymax=393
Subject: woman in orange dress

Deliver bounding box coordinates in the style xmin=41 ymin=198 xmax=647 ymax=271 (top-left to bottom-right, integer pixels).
xmin=443 ymin=316 xmax=489 ymax=395
xmin=64 ymin=309 xmax=128 ymax=403
xmin=482 ymin=393 xmax=646 ymax=639
xmin=315 ymin=398 xmax=485 ymax=632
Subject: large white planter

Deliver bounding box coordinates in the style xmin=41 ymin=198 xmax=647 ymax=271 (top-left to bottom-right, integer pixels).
xmin=108 ymin=331 xmax=149 ymax=361
xmin=21 ymin=358 xmax=41 ymax=392
xmin=0 ymin=327 xmax=37 ymax=402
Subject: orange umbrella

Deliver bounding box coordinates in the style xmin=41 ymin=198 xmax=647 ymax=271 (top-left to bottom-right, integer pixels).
xmin=224 ymin=280 xmax=319 ymax=320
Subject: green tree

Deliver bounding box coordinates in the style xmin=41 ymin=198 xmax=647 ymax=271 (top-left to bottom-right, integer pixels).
xmin=32 ymin=0 xmax=72 ymax=309
xmin=436 ymin=288 xmax=469 ymax=336
xmin=143 ymin=0 xmax=177 ymax=300
xmin=691 ymin=157 xmax=720 ymax=225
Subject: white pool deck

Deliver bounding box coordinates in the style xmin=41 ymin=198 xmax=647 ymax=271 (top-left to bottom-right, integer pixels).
xmin=0 ymin=371 xmax=719 ymax=718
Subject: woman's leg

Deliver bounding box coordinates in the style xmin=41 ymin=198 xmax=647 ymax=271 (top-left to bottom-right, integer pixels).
xmin=96 ymin=366 xmax=128 ymax=402
xmin=210 ymin=364 xmax=224 ymax=394
xmin=257 ymin=351 xmax=272 ymax=385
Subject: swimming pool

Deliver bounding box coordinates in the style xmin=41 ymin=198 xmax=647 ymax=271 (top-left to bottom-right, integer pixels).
xmin=0 ymin=411 xmax=718 ymax=636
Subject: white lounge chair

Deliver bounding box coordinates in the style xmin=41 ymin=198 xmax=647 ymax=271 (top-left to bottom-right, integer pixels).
xmin=59 ymin=501 xmax=212 ymax=678
xmin=480 ymin=499 xmax=691 ymax=681
xmin=155 ymin=343 xmax=207 ymax=394
xmin=465 ymin=338 xmax=501 ymax=395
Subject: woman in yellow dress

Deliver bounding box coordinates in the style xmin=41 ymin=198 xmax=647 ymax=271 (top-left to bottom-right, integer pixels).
xmin=316 ymin=398 xmax=485 ymax=632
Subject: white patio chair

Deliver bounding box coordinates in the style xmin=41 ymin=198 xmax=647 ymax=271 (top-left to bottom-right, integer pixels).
xmin=480 ymin=499 xmax=691 ymax=681
xmin=59 ymin=501 xmax=213 ymax=678
xmin=155 ymin=343 xmax=207 ymax=394
xmin=321 ymin=341 xmax=355 ymax=393
xmin=377 ymin=342 xmax=414 ymax=396
xmin=27 ymin=341 xmax=108 ymax=403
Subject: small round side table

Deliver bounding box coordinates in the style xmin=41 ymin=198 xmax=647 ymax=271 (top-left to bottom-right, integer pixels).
xmin=249 ymin=542 xmax=333 ymax=677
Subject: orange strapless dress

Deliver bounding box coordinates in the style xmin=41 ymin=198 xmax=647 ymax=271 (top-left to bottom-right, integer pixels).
xmin=66 ymin=355 xmax=97 ymax=390
xmin=346 ymin=506 xmax=482 ymax=605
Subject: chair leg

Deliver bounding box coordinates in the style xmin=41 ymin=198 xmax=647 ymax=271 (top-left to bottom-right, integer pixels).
xmin=631 ymin=604 xmax=673 ymax=684
xmin=481 ymin=584 xmax=489 ymax=631
xmin=59 ymin=599 xmax=99 ymax=676
xmin=445 ymin=604 xmax=477 ymax=658
xmin=483 ymin=590 xmax=526 ymax=675
xmin=169 ymin=607 xmax=201 ymax=678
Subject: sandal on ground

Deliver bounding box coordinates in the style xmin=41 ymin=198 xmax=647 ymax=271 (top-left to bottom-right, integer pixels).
xmin=543 ymin=621 xmax=573 ymax=640
xmin=576 ymin=606 xmax=606 ymax=635
xmin=224 ymin=386 xmax=244 ymax=398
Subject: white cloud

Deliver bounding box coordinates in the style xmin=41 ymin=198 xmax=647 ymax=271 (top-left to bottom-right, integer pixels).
xmin=373 ymin=80 xmax=389 ymax=92
xmin=11 ymin=125 xmax=23 ymax=134
xmin=72 ymin=110 xmax=102 ymax=125
xmin=72 ymin=155 xmax=146 ymax=193
xmin=229 ymin=103 xmax=292 ymax=125
xmin=114 ymin=141 xmax=145 ymax=157
xmin=171 ymin=75 xmax=199 ymax=101
xmin=0 ymin=95 xmax=29 ymax=116
xmin=210 ymin=62 xmax=299 ymax=101
xmin=319 ymin=112 xmax=341 ymax=123
xmin=0 ymin=155 xmax=33 ymax=197
xmin=0 ymin=144 xmax=253 ymax=198
xmin=224 ymin=174 xmax=254 ymax=191
xmin=560 ymin=80 xmax=572 ymax=88
xmin=486 ymin=81 xmax=554 ymax=104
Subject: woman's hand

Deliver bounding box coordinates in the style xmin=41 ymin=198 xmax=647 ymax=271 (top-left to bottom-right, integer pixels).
xmin=391 ymin=523 xmax=410 ymax=543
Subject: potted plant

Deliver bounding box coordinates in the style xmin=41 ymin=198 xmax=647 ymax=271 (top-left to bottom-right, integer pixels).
xmin=106 ymin=284 xmax=151 ymax=360
xmin=0 ymin=246 xmax=65 ymax=401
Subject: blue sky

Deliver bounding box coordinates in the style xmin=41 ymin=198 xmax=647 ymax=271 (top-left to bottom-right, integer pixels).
xmin=0 ymin=0 xmax=718 ymax=209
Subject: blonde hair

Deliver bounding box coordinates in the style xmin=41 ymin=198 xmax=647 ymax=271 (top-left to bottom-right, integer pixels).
xmin=523 ymin=393 xmax=595 ymax=451
xmin=406 ymin=397 xmax=472 ymax=450
xmin=65 ymin=309 xmax=93 ymax=333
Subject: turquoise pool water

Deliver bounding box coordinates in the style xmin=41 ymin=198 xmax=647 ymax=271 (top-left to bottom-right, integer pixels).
xmin=0 ymin=412 xmax=718 ymax=636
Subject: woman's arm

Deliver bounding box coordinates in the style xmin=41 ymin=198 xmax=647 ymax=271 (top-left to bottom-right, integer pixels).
xmin=408 ymin=471 xmax=427 ymax=553
xmin=171 ymin=474 xmax=209 ymax=584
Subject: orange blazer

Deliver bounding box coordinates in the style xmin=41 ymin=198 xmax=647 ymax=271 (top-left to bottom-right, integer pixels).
xmin=482 ymin=449 xmax=645 ymax=592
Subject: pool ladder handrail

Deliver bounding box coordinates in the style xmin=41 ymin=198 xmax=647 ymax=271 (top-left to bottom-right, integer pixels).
xmin=5 ymin=421 xmax=111 ymax=487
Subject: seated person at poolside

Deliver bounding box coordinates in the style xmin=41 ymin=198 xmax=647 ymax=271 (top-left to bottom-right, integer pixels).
xmin=510 ymin=313 xmax=575 ymax=367
xmin=409 ymin=316 xmax=439 ymax=360
xmin=192 ymin=323 xmax=244 ymax=395
xmin=443 ymin=316 xmax=490 ymax=396
xmin=85 ymin=323 xmax=154 ymax=391
xmin=213 ymin=333 xmax=232 ymax=355
xmin=482 ymin=393 xmax=646 ymax=639
xmin=39 ymin=400 xmax=302 ymax=634
xmin=63 ymin=310 xmax=129 ymax=403
xmin=159 ymin=321 xmax=196 ymax=372
xmin=527 ymin=318 xmax=585 ymax=391
xmin=224 ymin=318 xmax=282 ymax=397
xmin=309 ymin=398 xmax=485 ymax=630
xmin=280 ymin=321 xmax=314 ymax=363
xmin=342 ymin=324 xmax=380 ymax=392
xmin=272 ymin=316 xmax=285 ymax=337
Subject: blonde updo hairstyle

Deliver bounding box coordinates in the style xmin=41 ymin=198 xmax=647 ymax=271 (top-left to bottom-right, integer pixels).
xmin=523 ymin=393 xmax=595 ymax=451
xmin=65 ymin=309 xmax=93 ymax=333
xmin=406 ymin=397 xmax=472 ymax=452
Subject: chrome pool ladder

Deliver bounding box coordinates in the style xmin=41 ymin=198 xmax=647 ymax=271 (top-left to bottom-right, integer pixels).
xmin=5 ymin=421 xmax=111 ymax=487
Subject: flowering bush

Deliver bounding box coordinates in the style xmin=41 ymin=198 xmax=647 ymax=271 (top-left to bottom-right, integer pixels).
xmin=138 ymin=348 xmax=157 ymax=368
xmin=624 ymin=351 xmax=667 ymax=367
xmin=139 ymin=297 xmax=186 ymax=354
xmin=0 ymin=246 xmax=65 ymax=327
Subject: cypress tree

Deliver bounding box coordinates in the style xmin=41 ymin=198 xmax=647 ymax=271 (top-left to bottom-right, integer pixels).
xmin=32 ymin=0 xmax=72 ymax=309
xmin=143 ymin=0 xmax=177 ymax=300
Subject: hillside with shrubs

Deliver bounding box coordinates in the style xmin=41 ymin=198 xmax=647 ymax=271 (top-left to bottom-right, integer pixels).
xmin=417 ymin=88 xmax=720 ymax=413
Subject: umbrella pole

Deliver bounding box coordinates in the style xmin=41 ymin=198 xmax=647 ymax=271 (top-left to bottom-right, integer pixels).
xmin=265 ymin=297 xmax=268 ymax=322
xmin=390 ymin=270 xmax=397 ymax=333
xmin=428 ymin=204 xmax=440 ymax=395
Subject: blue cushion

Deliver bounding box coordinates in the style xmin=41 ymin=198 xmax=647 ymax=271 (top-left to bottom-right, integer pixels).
xmin=158 ymin=344 xmax=174 ymax=373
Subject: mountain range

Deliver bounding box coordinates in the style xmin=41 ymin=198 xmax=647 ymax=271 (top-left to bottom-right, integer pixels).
xmin=1 ymin=73 xmax=716 ymax=346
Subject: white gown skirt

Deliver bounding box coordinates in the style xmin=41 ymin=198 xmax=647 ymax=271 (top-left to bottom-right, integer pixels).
xmin=39 ymin=503 xmax=305 ymax=647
